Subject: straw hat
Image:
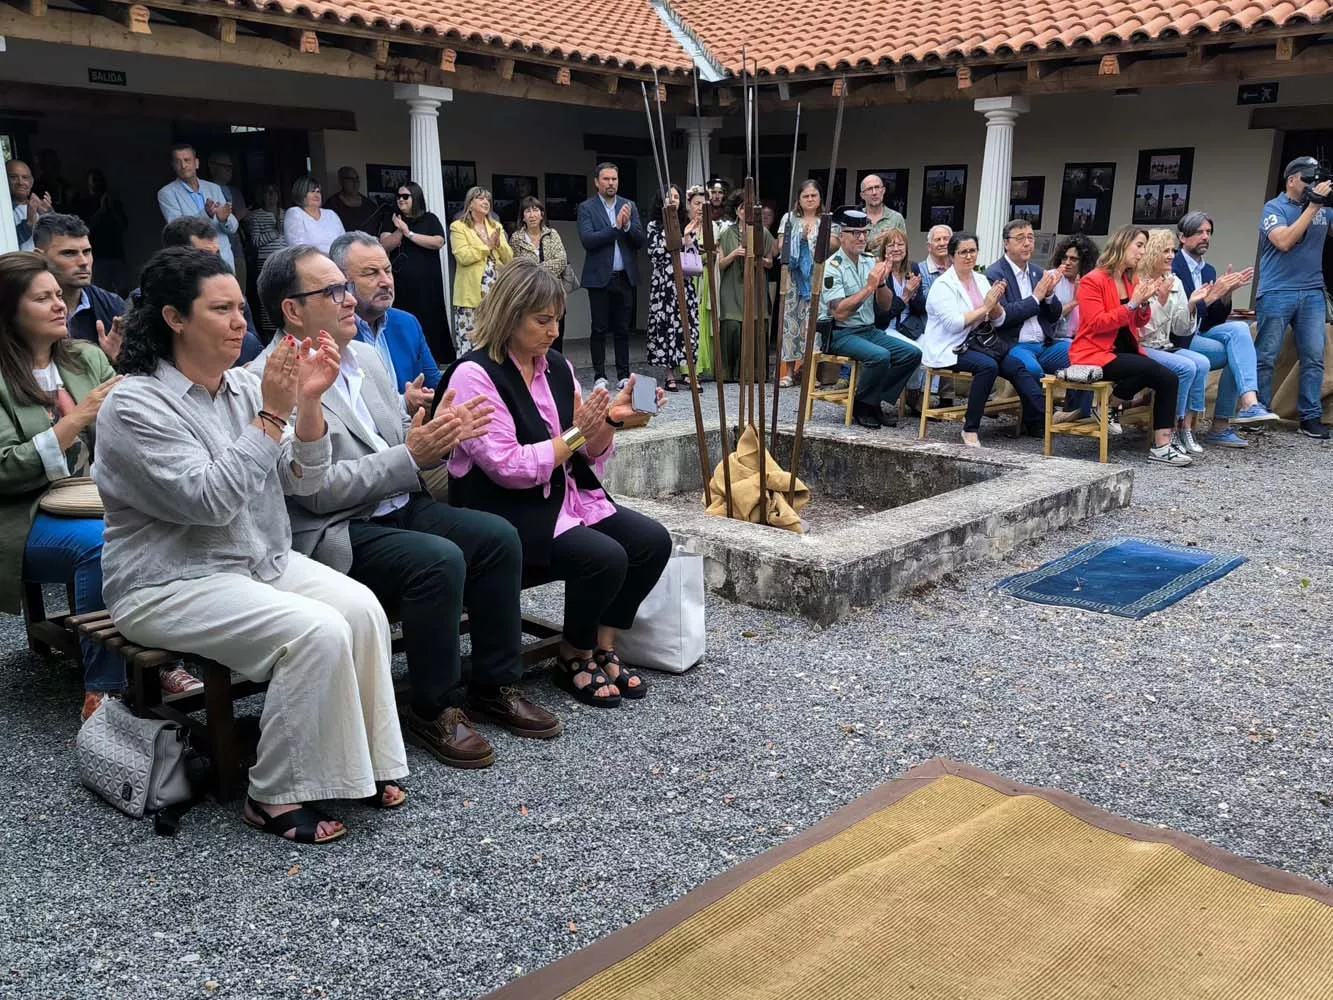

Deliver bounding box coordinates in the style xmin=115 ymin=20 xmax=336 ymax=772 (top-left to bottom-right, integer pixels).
xmin=38 ymin=477 xmax=104 ymax=518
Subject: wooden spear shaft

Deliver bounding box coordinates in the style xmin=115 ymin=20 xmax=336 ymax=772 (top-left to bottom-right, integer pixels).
xmin=700 ymin=204 xmax=734 ymax=518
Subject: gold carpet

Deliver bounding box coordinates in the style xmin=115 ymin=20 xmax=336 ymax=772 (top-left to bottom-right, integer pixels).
xmin=486 ymin=760 xmax=1333 ymax=1000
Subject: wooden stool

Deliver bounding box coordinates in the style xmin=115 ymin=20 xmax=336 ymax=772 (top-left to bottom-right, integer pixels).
xmin=22 ymin=579 xmax=81 ymax=660
xmin=917 ymin=367 xmax=1022 ymax=439
xmin=1040 ymin=377 xmax=1153 ymax=463
xmin=805 ymin=351 xmax=860 ymax=426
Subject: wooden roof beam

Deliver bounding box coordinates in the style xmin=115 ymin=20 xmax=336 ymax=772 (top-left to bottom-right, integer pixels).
xmin=1276 ymin=36 xmax=1315 ymax=61
xmin=1027 ymin=58 xmax=1074 ymax=81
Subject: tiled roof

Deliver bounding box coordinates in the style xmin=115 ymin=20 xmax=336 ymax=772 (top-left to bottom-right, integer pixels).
xmin=661 ymin=0 xmax=1333 ymax=74
xmin=212 ymin=0 xmax=694 ymax=70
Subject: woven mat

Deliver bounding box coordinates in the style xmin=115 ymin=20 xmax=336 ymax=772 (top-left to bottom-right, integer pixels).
xmin=485 ymin=759 xmax=1333 ymax=1000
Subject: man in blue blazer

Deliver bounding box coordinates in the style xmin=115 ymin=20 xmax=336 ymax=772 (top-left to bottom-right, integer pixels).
xmin=156 ymin=142 xmax=239 ymax=270
xmin=577 ymin=162 xmax=645 ymax=389
xmin=1173 ymin=210 xmax=1278 ymax=446
xmin=331 ymin=231 xmax=441 ymax=414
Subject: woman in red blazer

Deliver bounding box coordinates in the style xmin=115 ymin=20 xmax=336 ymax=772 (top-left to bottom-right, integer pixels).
xmin=1071 ymin=225 xmax=1188 ymax=465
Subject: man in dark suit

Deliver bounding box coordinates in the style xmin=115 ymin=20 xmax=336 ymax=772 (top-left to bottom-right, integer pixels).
xmin=577 ymin=162 xmax=644 ymax=390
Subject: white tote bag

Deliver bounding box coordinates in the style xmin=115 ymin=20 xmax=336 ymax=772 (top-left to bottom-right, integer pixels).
xmin=616 ymin=549 xmax=706 ymax=674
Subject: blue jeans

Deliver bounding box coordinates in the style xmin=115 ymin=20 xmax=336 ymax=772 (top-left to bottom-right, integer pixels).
xmin=829 ymin=325 xmax=922 ymax=409
xmin=1189 ymin=320 xmax=1259 ymax=419
xmin=22 ymin=513 xmax=126 ymax=692
xmin=1256 ymin=289 xmax=1327 ymax=421
xmin=1007 ymin=339 xmax=1091 ymax=416
xmin=1145 ymin=347 xmax=1210 ymax=419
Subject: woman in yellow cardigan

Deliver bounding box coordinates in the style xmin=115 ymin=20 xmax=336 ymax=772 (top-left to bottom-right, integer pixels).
xmin=449 ymin=186 xmax=513 ymax=356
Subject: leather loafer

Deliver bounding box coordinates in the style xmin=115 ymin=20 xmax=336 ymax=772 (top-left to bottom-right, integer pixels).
xmin=468 ymin=686 xmax=563 ymax=740
xmin=402 ymin=705 xmax=495 ymax=768
xmin=853 ymin=402 xmax=882 ymax=429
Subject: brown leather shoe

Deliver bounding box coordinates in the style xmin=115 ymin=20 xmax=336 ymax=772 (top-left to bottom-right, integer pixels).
xmin=402 ymin=706 xmax=495 ymax=769
xmin=468 ymin=686 xmax=563 ymax=740
xmin=80 ymin=691 xmax=106 ymax=722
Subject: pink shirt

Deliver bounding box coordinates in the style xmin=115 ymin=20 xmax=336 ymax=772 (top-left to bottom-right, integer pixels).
xmin=446 ymin=353 xmax=617 ymax=537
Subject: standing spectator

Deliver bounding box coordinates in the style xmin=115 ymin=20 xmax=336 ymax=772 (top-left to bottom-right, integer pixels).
xmin=245 ymin=183 xmax=286 ymax=335
xmin=32 ymin=214 xmax=125 ymax=357
xmin=449 ymin=185 xmax=511 ymax=361
xmin=859 ymin=174 xmax=907 ymax=243
xmin=684 ymin=186 xmax=714 ymax=381
xmin=708 ymin=178 xmax=731 ymax=234
xmin=1070 ymin=225 xmax=1187 ymax=465
xmin=8 ymin=160 xmax=51 ymax=252
xmin=645 ymin=184 xmax=700 ymax=392
xmin=207 ymin=152 xmax=249 ymax=298
xmin=325 ymin=166 xmax=382 ymax=234
xmin=34 ymin=150 xmax=74 ymax=213
xmin=716 ymin=191 xmax=776 ymax=384
xmin=282 ymin=176 xmax=345 ymax=254
xmin=156 ymin=143 xmax=239 ymax=270
xmin=511 ymin=195 xmax=571 ymax=353
xmin=775 ymin=179 xmax=822 ymax=387
xmin=71 ymin=169 xmax=129 ymax=294
xmin=383 ymin=181 xmax=449 ymax=364
xmin=1255 ymin=156 xmax=1333 ymax=438
xmin=1173 ymin=211 xmax=1278 ymax=447
xmin=578 ymin=162 xmax=644 ymax=390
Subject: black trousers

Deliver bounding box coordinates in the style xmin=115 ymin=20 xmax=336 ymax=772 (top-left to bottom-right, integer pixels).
xmin=541 ymin=507 xmax=672 ymax=651
xmin=587 ymin=271 xmax=634 ymax=381
xmin=346 ymin=495 xmax=523 ymax=718
xmin=1102 ymin=352 xmax=1179 ymax=431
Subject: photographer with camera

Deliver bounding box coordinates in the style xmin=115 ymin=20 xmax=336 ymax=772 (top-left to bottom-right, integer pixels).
xmin=1256 ymin=156 xmax=1333 ymax=438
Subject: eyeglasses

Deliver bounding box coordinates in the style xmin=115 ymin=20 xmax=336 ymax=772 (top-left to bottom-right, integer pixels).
xmin=1006 ymin=233 xmax=1035 ymax=243
xmin=954 ymin=247 xmax=979 ymax=256
xmin=396 ymin=193 xmax=412 ymax=201
xmin=287 ymin=281 xmax=356 ymax=306
xmin=1063 ymin=253 xmax=1081 ymax=262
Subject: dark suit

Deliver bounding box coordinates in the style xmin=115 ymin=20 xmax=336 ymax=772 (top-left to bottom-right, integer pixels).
xmin=577 ymin=194 xmax=645 ymax=381
xmin=1171 ymin=250 xmax=1255 ymax=419
xmin=985 ymin=256 xmax=1085 ymax=417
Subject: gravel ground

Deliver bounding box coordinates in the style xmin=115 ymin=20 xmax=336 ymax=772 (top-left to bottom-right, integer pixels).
xmin=1 ymin=367 xmax=1330 ymax=1000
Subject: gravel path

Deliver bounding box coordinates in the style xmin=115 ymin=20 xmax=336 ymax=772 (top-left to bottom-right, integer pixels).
xmin=1 ymin=369 xmax=1330 ymax=1000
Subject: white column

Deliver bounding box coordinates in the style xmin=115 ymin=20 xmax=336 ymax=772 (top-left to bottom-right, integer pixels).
xmin=676 ymin=116 xmax=722 ymax=188
xmin=0 ymin=187 xmax=18 ymax=254
xmin=395 ymin=83 xmax=454 ymax=316
xmin=973 ymin=96 xmax=1029 ymax=266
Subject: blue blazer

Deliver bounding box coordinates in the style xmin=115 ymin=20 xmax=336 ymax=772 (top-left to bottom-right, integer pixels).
xmin=985 ymin=257 xmax=1061 ymax=344
xmin=1172 ymin=252 xmax=1231 ymax=332
xmin=156 ymin=177 xmax=239 ymax=269
xmin=576 ymin=195 xmax=645 ymax=288
xmin=354 ymin=308 xmax=441 ymax=391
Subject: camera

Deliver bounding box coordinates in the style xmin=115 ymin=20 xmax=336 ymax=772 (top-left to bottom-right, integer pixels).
xmin=1295 ymin=158 xmax=1331 ymax=205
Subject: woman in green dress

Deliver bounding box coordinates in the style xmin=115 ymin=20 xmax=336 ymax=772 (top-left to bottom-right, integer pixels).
xmin=686 ymin=186 xmax=715 ymax=381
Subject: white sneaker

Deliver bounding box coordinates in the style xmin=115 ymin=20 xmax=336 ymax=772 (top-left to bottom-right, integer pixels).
xmin=1173 ymin=428 xmax=1204 ymax=455
xmin=1093 ymin=406 xmax=1123 ymax=436
xmin=593 ymin=377 xmax=609 ymax=392
xmin=1148 ymin=443 xmax=1193 ymax=466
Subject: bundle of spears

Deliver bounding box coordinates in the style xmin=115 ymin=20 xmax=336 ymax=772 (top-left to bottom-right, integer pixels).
xmin=640 ymin=62 xmax=847 ymax=532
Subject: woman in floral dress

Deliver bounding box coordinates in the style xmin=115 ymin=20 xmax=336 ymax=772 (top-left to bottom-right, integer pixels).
xmin=645 ymin=184 xmax=700 ymax=392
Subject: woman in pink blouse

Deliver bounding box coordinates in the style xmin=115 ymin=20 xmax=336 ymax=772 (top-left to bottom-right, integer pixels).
xmin=444 ymin=259 xmax=671 ymax=708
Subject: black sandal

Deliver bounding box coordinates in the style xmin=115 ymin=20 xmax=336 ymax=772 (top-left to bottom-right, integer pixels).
xmin=243 ymin=796 xmax=347 ymax=844
xmin=595 ymin=648 xmax=648 ymax=700
xmin=665 ymin=377 xmax=679 ymax=392
xmin=552 ymin=654 xmax=621 ymax=708
xmin=362 ymin=780 xmax=407 ymax=810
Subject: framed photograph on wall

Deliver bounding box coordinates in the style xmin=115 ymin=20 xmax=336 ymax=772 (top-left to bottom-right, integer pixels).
xmin=544 ymin=173 xmax=588 ymax=222
xmin=1132 ymin=148 xmax=1194 ymax=225
xmin=366 ymin=163 xmax=409 ymax=200
xmin=855 ymin=168 xmax=910 ymax=217
xmin=1057 ymin=162 xmax=1116 ymax=235
xmin=441 ymin=159 xmax=477 ymax=222
xmin=1008 ymin=176 xmax=1046 ymax=228
xmin=920 ymin=165 xmax=968 ymax=231
xmin=491 ymin=173 xmax=539 ymax=227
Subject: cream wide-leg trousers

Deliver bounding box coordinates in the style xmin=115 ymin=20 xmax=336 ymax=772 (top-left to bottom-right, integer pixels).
xmin=110 ymin=552 xmax=408 ymax=804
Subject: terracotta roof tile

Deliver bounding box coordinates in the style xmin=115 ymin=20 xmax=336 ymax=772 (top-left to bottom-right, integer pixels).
xmin=210 ymin=0 xmax=693 ymax=70
xmin=663 ymin=0 xmax=1333 ymax=73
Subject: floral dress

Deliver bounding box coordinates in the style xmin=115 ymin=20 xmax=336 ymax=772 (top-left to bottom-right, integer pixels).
xmin=645 ymin=221 xmax=701 ymax=373
xmin=779 ymin=212 xmax=819 ymax=364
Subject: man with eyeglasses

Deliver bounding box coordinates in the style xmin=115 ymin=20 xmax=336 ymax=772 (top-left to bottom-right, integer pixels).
xmin=858 ymin=174 xmax=907 ymax=244
xmin=326 ymin=166 xmax=382 ymax=234
xmin=818 ymin=207 xmax=922 ymax=428
xmin=251 ymin=245 xmax=555 ymax=769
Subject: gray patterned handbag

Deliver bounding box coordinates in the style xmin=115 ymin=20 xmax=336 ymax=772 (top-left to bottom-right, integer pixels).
xmin=76 ymin=698 xmax=192 ymax=821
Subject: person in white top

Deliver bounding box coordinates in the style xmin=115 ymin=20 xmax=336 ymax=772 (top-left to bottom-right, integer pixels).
xmin=283 ymin=175 xmax=346 ymax=254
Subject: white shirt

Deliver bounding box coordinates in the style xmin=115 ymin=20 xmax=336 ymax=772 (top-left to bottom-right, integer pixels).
xmin=1184 ymin=252 xmax=1207 ymax=292
xmin=1005 ymin=256 xmax=1046 ymax=344
xmin=31 ymin=362 xmax=71 ymax=481
xmin=282 ymin=206 xmax=346 ymax=254
xmin=331 ymin=354 xmax=410 ymax=519
xmin=14 ymin=200 xmax=35 ymax=251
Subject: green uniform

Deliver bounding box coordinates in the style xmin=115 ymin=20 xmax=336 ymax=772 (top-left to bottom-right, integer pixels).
xmin=818 ymin=247 xmax=876 ymax=328
xmin=716 ymin=220 xmax=777 ymax=382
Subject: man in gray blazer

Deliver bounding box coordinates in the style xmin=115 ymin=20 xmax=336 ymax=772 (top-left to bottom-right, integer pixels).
xmin=156 ymin=143 xmax=239 ymax=270
xmin=251 ymin=245 xmax=563 ymax=770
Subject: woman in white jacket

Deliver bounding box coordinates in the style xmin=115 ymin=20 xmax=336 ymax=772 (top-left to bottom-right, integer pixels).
xmin=919 ymin=232 xmax=1011 ymax=447
xmin=1136 ymin=229 xmax=1212 ymax=454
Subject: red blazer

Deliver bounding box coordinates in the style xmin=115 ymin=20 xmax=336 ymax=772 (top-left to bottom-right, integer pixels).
xmin=1069 ymin=268 xmax=1153 ymax=367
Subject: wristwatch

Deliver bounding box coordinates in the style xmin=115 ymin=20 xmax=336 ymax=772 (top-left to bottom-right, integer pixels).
xmin=561 ymin=426 xmax=587 ymax=452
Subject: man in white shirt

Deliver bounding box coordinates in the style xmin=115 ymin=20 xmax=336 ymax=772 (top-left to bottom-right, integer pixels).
xmin=7 ymin=159 xmax=52 ymax=251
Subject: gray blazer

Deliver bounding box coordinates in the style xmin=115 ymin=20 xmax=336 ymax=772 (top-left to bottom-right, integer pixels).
xmin=247 ymin=339 xmax=421 ymax=572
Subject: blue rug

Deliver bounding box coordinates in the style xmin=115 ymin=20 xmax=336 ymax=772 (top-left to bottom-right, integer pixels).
xmin=995 ymin=536 xmax=1246 ymax=619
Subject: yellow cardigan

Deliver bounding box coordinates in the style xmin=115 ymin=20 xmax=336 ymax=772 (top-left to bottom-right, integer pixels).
xmin=450 ymin=218 xmax=513 ymax=309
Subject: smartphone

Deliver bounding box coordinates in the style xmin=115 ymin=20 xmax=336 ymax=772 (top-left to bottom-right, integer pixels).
xmin=631 ymin=374 xmax=659 ymax=415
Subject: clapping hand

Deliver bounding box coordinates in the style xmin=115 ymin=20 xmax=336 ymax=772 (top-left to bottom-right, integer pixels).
xmin=296 ymin=330 xmax=340 ymax=400
xmin=393 ymin=214 xmax=411 ymax=235
xmin=983 ymin=279 xmax=1007 ymax=307
xmin=616 ymin=204 xmax=631 ymax=229
xmin=1034 ymin=269 xmax=1060 ymax=300
xmin=214 ymin=203 xmax=232 ymax=224
xmin=867 ymin=260 xmax=892 ymax=290
xmin=1129 ymin=277 xmax=1161 ymax=307
xmin=903 ymin=272 xmax=922 ymax=300
xmin=95 ymin=316 xmax=124 ymax=363
xmin=404 ymin=374 xmax=432 ymax=415
xmin=1156 ymin=279 xmax=1173 ymax=306
xmin=405 ymin=388 xmax=490 ymax=466
xmin=204 ymin=198 xmax=217 ymax=218
xmin=67 ymin=375 xmax=123 ymax=428
xmin=1188 ymin=283 xmax=1212 ymax=308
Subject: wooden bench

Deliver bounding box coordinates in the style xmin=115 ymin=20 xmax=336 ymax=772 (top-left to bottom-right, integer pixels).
xmin=1040 ymin=376 xmax=1154 ymax=463
xmin=804 ymin=351 xmax=861 ymax=426
xmin=917 ymin=367 xmax=1022 ymax=440
xmin=65 ymin=607 xmax=564 ymax=802
xmin=22 ymin=580 xmax=82 ymax=661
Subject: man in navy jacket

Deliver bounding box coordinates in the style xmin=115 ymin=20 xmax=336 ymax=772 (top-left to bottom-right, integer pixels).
xmin=33 ymin=213 xmax=126 ymax=354
xmin=577 ymin=162 xmax=644 ymax=389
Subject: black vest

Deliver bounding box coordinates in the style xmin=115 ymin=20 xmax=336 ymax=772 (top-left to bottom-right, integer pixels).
xmin=441 ymin=350 xmax=608 ymax=566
